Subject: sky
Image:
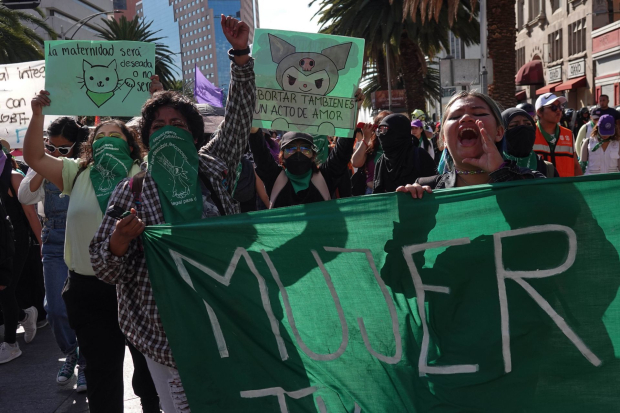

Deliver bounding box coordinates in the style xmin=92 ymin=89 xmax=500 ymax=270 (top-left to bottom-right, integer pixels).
xmin=258 ymin=0 xmax=322 ymax=33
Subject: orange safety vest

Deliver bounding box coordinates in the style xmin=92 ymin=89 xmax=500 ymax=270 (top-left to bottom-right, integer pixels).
xmin=534 ymin=125 xmax=576 ymax=177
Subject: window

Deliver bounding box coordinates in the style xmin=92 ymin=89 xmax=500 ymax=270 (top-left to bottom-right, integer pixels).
xmin=568 ymin=18 xmax=586 ymax=56
xmin=528 ymin=0 xmax=540 ymax=21
xmin=209 ymin=53 xmax=213 ymax=58
xmin=516 ymin=47 xmax=525 ymax=72
xmin=203 ymin=36 xmax=207 ymax=41
xmin=548 ymin=29 xmax=563 ymax=62
xmin=517 ymin=0 xmax=524 ymax=29
xmin=550 ymin=0 xmax=561 ymax=12
xmin=210 ymin=63 xmax=213 ymax=68
xmin=208 ymin=34 xmax=211 ymax=39
xmin=207 ymin=24 xmax=211 ymax=30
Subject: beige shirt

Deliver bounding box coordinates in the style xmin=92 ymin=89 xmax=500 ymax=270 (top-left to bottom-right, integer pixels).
xmin=61 ymin=157 xmax=140 ymax=275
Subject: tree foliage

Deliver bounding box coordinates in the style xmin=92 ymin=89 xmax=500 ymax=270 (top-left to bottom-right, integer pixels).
xmin=0 ymin=6 xmax=57 ymax=64
xmin=97 ymin=16 xmax=179 ymax=90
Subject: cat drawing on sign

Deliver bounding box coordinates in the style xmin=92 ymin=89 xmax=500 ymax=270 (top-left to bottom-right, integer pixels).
xmin=78 ymin=60 xmax=134 ymax=107
xmin=268 ymin=34 xmax=353 ymax=135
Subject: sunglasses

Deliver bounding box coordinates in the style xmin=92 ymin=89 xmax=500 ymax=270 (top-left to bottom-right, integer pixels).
xmin=546 ymin=103 xmax=564 ymax=112
xmin=45 ymin=142 xmax=75 ymax=155
xmin=377 ymin=125 xmax=389 ymax=134
xmin=283 ymin=145 xmax=313 ymax=157
xmin=95 ymin=132 xmax=124 ymax=140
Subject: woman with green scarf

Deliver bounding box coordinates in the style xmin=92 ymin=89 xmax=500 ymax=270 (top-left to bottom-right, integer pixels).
xmin=580 ymin=114 xmax=620 ymax=175
xmin=501 ymin=108 xmax=558 ymax=178
xmin=22 ymin=96 xmax=161 ymax=413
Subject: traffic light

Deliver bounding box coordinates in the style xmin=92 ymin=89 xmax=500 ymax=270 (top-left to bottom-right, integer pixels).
xmin=1 ymin=0 xmax=41 ymax=10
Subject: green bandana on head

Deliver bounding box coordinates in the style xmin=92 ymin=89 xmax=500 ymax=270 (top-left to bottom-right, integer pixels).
xmin=148 ymin=126 xmax=202 ymax=224
xmin=90 ymin=137 xmax=134 ymax=213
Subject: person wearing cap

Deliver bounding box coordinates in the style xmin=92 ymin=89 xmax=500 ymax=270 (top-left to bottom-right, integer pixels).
xmin=597 ymin=94 xmax=620 ymax=132
xmin=534 ymin=93 xmax=582 ymax=177
xmin=516 ymin=102 xmax=536 ymax=120
xmin=411 ymin=119 xmax=435 ymax=160
xmin=580 ymin=114 xmax=620 ymax=175
xmin=248 ymin=129 xmax=355 ymax=208
xmin=575 ymin=107 xmax=601 ymax=157
xmin=411 ymin=109 xmax=433 ymax=140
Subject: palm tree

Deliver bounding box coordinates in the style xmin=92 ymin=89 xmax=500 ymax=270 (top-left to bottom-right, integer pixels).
xmin=0 ymin=6 xmax=57 ymax=64
xmin=97 ymin=16 xmax=179 ymax=90
xmin=401 ymin=0 xmax=516 ymax=109
xmin=314 ymin=0 xmax=479 ymax=115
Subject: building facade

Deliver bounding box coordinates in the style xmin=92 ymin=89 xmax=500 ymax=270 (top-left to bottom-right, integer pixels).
xmin=25 ymin=0 xmax=115 ymax=40
xmin=171 ymin=0 xmax=258 ymax=95
xmin=514 ymin=0 xmax=619 ymax=109
xmin=137 ymin=0 xmax=182 ymax=78
xmin=114 ymin=0 xmax=140 ymax=21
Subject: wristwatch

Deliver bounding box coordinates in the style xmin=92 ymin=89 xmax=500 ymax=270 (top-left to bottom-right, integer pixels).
xmin=228 ymin=47 xmax=250 ymax=61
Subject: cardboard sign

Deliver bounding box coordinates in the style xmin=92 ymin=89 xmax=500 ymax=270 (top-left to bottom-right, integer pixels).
xmin=252 ymin=29 xmax=364 ymax=137
xmin=0 ymin=60 xmax=61 ymax=148
xmin=43 ymin=40 xmax=156 ymax=116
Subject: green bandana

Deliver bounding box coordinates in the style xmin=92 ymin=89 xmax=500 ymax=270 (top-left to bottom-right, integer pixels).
xmin=86 ymin=90 xmax=115 ymax=107
xmin=148 ymin=126 xmax=202 ymax=224
xmin=90 ymin=137 xmax=134 ymax=213
xmin=285 ymin=169 xmax=312 ymax=193
xmin=503 ymin=151 xmax=538 ymax=170
xmin=592 ymin=135 xmax=612 ymax=152
xmin=537 ymin=121 xmax=559 ymax=150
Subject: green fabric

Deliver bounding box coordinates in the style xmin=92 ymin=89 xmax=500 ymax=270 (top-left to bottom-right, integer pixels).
xmin=143 ymin=174 xmax=620 ymax=412
xmin=231 ymin=161 xmax=243 ymax=196
xmin=89 ymin=137 xmax=134 ymax=213
xmin=147 ymin=126 xmax=201 ymax=224
xmin=503 ymin=151 xmax=538 ymax=170
xmin=284 ymin=168 xmax=312 ymax=193
xmin=537 ymin=121 xmax=559 ymax=151
xmin=313 ymin=135 xmax=329 ymax=165
xmin=86 ymin=90 xmax=115 ymax=108
xmin=592 ymin=135 xmax=611 ymax=152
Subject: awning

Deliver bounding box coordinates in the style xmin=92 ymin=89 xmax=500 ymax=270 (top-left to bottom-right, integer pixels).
xmin=536 ymin=82 xmax=562 ymax=95
xmin=515 ymin=60 xmax=544 ymax=86
xmin=554 ymin=76 xmax=587 ymax=91
xmin=515 ymin=90 xmax=527 ymax=101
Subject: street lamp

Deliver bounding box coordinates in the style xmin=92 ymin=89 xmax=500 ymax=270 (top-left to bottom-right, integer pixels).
xmin=60 ymin=10 xmax=121 ymax=40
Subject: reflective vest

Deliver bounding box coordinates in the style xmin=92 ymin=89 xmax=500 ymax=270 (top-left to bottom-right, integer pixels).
xmin=534 ymin=125 xmax=575 ymax=177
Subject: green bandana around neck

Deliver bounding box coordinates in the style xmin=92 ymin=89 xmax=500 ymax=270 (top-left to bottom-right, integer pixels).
xmin=503 ymin=151 xmax=538 ymax=170
xmin=86 ymin=90 xmax=115 ymax=108
xmin=536 ymin=121 xmax=560 ymax=148
xmin=285 ymin=168 xmax=312 ymax=193
xmin=592 ymin=135 xmax=612 ymax=152
xmin=90 ymin=137 xmax=134 ymax=213
xmin=148 ymin=126 xmax=202 ymax=224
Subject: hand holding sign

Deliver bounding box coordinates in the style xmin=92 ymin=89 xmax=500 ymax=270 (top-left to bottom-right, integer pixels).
xmin=31 ymin=90 xmax=51 ymax=116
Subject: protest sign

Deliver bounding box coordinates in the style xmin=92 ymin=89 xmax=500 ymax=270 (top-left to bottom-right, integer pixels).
xmin=0 ymin=60 xmax=61 ymax=148
xmin=144 ymin=174 xmax=620 ymax=412
xmin=43 ymin=40 xmax=155 ymax=116
xmin=251 ymin=29 xmax=364 ymax=138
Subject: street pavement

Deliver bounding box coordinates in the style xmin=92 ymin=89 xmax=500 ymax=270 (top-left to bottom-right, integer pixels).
xmin=0 ymin=325 xmax=144 ymax=412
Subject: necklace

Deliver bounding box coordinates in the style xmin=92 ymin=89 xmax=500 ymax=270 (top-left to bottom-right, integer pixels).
xmin=455 ymin=168 xmax=485 ymax=175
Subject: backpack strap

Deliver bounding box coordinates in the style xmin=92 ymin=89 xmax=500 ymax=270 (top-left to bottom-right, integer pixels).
xmin=310 ymin=172 xmax=331 ymax=202
xmin=269 ymin=170 xmax=289 ymax=209
xmin=198 ymin=171 xmax=226 ymax=217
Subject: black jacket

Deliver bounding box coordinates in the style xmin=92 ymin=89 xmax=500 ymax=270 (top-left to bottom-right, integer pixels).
xmin=249 ymin=132 xmax=355 ymax=208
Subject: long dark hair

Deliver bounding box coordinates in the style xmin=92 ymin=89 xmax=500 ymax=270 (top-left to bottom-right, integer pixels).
xmin=47 ymin=117 xmax=89 ymax=159
xmin=139 ymin=91 xmax=204 ymax=149
xmin=80 ymin=119 xmax=146 ymax=166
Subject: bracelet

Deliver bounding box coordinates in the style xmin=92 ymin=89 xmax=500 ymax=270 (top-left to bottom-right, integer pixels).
xmin=228 ymin=47 xmax=250 ymax=61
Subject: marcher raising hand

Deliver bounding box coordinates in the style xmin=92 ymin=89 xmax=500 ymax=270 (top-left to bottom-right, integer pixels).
xmin=221 ymin=14 xmax=250 ymax=66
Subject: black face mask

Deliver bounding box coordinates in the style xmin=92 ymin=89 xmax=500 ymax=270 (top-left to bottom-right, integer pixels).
xmin=505 ymin=125 xmax=536 ymax=158
xmin=283 ymin=152 xmax=313 ymax=175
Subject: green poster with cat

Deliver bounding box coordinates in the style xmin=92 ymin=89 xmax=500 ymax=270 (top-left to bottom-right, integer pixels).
xmin=42 ymin=40 xmax=155 ymax=116
xmin=252 ymin=29 xmax=364 ymax=138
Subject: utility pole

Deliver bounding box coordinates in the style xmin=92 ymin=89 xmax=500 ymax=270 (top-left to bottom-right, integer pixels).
xmin=385 ymin=43 xmax=392 ymax=111
xmin=480 ymin=0 xmax=488 ymax=95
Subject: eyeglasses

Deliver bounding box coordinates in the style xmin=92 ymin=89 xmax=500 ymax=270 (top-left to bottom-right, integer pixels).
xmin=546 ymin=103 xmax=564 ymax=112
xmin=377 ymin=125 xmax=389 ymax=134
xmin=95 ymin=132 xmax=124 ymax=140
xmin=283 ymin=144 xmax=313 ymax=157
xmin=45 ymin=142 xmax=75 ymax=155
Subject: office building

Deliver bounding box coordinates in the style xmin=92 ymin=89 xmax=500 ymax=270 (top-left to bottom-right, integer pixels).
xmin=172 ymin=0 xmax=259 ymax=94
xmin=137 ymin=1 xmax=182 ymax=78
xmin=24 ymin=0 xmax=115 ymax=40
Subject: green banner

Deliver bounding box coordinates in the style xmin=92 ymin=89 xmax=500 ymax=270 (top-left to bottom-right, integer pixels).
xmin=251 ymin=29 xmax=365 ymax=138
xmin=43 ymin=40 xmax=155 ymax=116
xmin=143 ymin=175 xmax=620 ymax=412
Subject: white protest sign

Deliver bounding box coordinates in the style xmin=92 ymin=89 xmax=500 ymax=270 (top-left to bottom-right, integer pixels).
xmin=0 ymin=60 xmax=61 ymax=149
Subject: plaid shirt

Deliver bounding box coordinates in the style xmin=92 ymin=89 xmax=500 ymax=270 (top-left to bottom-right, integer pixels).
xmin=90 ymin=59 xmax=256 ymax=368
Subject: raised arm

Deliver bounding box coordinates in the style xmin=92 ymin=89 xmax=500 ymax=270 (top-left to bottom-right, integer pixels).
xmin=11 ymin=172 xmax=42 ymax=245
xmin=249 ymin=129 xmax=282 ymax=195
xmin=201 ymin=15 xmax=256 ymax=181
xmin=23 ymin=91 xmax=64 ymax=191
xmin=351 ymin=123 xmax=372 ymax=168
xmin=17 ymin=167 xmax=45 ymax=205
xmin=320 ymin=136 xmax=355 ymax=193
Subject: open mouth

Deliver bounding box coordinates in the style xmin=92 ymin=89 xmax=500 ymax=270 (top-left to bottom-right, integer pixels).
xmin=458 ymin=127 xmax=479 ymax=147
